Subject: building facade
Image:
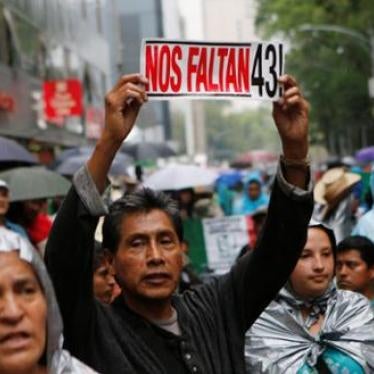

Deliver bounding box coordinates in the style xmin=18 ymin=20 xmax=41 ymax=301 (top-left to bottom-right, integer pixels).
xmin=116 ymin=0 xmax=172 ymax=142
xmin=0 ymin=0 xmax=112 ymax=147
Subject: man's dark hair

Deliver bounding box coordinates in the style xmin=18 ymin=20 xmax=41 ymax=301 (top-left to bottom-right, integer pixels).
xmin=337 ymin=235 xmax=374 ymax=267
xmin=102 ymin=187 xmax=183 ymax=253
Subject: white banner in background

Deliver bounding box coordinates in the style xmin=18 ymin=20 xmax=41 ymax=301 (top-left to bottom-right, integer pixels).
xmin=141 ymin=39 xmax=284 ymax=101
xmin=202 ymin=215 xmax=250 ymax=273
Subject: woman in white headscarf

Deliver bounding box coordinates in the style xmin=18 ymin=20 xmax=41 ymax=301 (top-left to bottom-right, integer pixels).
xmin=245 ymin=221 xmax=374 ymax=373
xmin=0 ymin=226 xmax=97 ymax=374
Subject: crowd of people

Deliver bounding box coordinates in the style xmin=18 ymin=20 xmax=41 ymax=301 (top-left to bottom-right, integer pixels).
xmin=0 ymin=72 xmax=373 ymax=374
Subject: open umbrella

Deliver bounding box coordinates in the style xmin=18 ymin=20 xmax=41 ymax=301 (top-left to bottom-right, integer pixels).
xmin=231 ymin=150 xmax=278 ymax=168
xmin=0 ymin=167 xmax=71 ymax=202
xmin=143 ymin=164 xmax=218 ymax=191
xmin=0 ymin=136 xmax=38 ymax=165
xmin=51 ymin=145 xmax=94 ymax=169
xmin=355 ymin=146 xmax=374 ymax=163
xmin=55 ymin=152 xmax=132 ymax=176
xmin=121 ymin=142 xmax=176 ymax=161
xmin=215 ymin=170 xmax=243 ymax=188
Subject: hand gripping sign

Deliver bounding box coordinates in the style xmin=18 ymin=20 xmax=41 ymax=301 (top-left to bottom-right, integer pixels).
xmin=141 ymin=39 xmax=284 ymax=101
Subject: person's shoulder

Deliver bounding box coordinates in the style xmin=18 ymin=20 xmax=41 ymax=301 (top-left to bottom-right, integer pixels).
xmin=178 ymin=274 xmax=228 ymax=307
xmin=5 ymin=220 xmax=28 ymax=238
xmin=335 ymin=289 xmax=372 ymax=309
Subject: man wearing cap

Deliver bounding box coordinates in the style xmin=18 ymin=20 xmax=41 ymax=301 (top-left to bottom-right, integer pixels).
xmin=0 ymin=179 xmax=28 ymax=238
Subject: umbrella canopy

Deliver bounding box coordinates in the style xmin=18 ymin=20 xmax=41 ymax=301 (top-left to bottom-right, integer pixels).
xmin=215 ymin=170 xmax=243 ymax=188
xmin=231 ymin=150 xmax=278 ymax=168
xmin=121 ymin=142 xmax=176 ymax=161
xmin=143 ymin=164 xmax=218 ymax=191
xmin=55 ymin=152 xmax=132 ymax=176
xmin=355 ymin=146 xmax=374 ymax=163
xmin=52 ymin=146 xmax=94 ymax=168
xmin=0 ymin=167 xmax=71 ymax=202
xmin=0 ymin=136 xmax=38 ymax=165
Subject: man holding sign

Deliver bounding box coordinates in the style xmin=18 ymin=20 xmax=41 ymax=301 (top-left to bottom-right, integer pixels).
xmin=46 ymin=70 xmax=313 ymax=374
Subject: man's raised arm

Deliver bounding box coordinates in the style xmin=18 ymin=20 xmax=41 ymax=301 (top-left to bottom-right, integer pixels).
xmin=273 ymin=74 xmax=310 ymax=188
xmin=45 ymin=74 xmax=148 ymax=353
xmin=87 ymin=74 xmax=148 ymax=191
xmin=221 ymin=75 xmax=314 ymax=333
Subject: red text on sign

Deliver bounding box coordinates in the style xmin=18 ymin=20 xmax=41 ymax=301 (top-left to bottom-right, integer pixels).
xmin=145 ymin=43 xmax=251 ymax=94
xmin=145 ymin=45 xmax=182 ymax=92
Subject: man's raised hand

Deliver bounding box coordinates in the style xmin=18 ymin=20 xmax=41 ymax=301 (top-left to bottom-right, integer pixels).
xmin=104 ymin=74 xmax=148 ymax=144
xmin=273 ymin=75 xmax=309 ymax=161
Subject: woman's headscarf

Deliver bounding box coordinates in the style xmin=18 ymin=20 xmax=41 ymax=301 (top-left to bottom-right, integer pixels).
xmin=0 ymin=227 xmax=96 ymax=373
xmin=239 ymin=172 xmax=269 ymax=215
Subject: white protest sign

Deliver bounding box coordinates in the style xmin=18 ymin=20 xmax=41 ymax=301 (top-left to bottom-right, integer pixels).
xmin=141 ymin=39 xmax=284 ymax=101
xmin=202 ymin=215 xmax=250 ymax=274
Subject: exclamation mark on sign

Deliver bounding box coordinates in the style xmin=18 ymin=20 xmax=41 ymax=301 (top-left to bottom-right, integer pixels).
xmin=278 ymin=44 xmax=283 ymax=97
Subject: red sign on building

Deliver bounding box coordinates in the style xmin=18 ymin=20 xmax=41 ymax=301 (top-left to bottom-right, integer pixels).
xmin=43 ymin=79 xmax=83 ymax=122
xmin=0 ymin=91 xmax=15 ymax=112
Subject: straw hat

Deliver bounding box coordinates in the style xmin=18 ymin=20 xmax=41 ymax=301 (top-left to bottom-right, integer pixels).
xmin=314 ymin=167 xmax=361 ymax=216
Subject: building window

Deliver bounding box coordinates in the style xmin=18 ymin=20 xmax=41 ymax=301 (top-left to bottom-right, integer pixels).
xmin=0 ymin=7 xmax=9 ymax=64
xmin=83 ymin=67 xmax=93 ymax=104
xmin=11 ymin=11 xmax=39 ymax=75
xmin=81 ymin=0 xmax=87 ymax=18
xmin=36 ymin=40 xmax=47 ymax=78
xmin=101 ymin=72 xmax=107 ymax=96
xmin=96 ymin=0 xmax=102 ymax=34
xmin=0 ymin=8 xmax=19 ymax=67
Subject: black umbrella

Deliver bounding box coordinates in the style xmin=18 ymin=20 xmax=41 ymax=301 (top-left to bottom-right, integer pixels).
xmin=121 ymin=142 xmax=176 ymax=161
xmin=0 ymin=136 xmax=38 ymax=167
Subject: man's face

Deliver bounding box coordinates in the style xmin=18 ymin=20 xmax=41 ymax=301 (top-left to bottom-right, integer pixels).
xmin=113 ymin=209 xmax=185 ymax=302
xmin=0 ymin=188 xmax=9 ymax=216
xmin=336 ymin=249 xmax=374 ymax=296
xmin=290 ymin=228 xmax=334 ymax=298
xmin=93 ymin=259 xmax=116 ymax=304
xmin=247 ymin=182 xmax=261 ymax=200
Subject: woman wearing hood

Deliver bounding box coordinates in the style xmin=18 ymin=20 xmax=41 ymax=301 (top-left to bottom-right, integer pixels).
xmin=245 ymin=221 xmax=374 ymax=373
xmin=0 ymin=226 xmax=97 ymax=374
xmin=235 ymin=172 xmax=269 ymax=216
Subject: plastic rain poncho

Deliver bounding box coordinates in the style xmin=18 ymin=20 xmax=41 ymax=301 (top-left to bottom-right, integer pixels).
xmin=245 ymin=282 xmax=374 ymax=373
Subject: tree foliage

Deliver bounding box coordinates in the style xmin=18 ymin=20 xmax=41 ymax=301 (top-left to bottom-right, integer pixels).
xmin=204 ymin=101 xmax=280 ymax=161
xmin=256 ymin=0 xmax=374 ymax=155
